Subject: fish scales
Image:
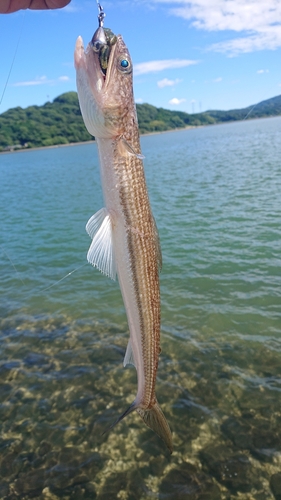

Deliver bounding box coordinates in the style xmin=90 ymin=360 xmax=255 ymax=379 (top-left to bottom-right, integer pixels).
xmin=112 ymin=138 xmax=160 ymax=405
xmin=75 ymin=24 xmax=173 ymax=453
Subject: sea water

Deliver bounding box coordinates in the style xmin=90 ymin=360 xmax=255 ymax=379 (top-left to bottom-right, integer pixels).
xmin=0 ymin=117 xmax=280 ymax=499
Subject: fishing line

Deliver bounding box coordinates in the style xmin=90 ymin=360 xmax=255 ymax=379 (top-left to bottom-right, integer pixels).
xmin=1 ymin=244 xmax=88 ymax=295
xmin=0 ymin=246 xmax=26 ymax=286
xmin=211 ymin=79 xmax=281 ymax=162
xmin=0 ymin=13 xmax=88 ymax=296
xmin=40 ymin=263 xmax=88 ymax=293
xmin=0 ymin=11 xmax=26 ymax=108
xmin=0 ymin=11 xmax=89 ymax=298
xmin=239 ymin=76 xmax=281 ymax=120
xmin=1 ymin=5 xmax=277 ymax=297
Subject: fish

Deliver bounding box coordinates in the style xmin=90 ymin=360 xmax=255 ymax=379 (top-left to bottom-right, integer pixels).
xmin=74 ymin=15 xmax=173 ymax=453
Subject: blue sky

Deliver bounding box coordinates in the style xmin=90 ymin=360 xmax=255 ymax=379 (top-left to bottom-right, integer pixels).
xmin=1 ymin=0 xmax=281 ymax=115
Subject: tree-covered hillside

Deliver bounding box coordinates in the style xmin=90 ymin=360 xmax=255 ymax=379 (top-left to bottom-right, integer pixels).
xmin=1 ymin=92 xmax=281 ymax=152
xmin=0 ymin=93 xmax=91 ymax=151
xmin=136 ymin=103 xmax=215 ymax=134
xmin=0 ymin=92 xmax=215 ymax=152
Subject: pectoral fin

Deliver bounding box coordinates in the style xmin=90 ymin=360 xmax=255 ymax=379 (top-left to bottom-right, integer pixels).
xmin=86 ymin=208 xmax=116 ymax=280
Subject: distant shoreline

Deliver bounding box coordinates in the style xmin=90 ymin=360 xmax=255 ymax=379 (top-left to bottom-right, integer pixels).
xmin=0 ymin=139 xmax=96 ymax=155
xmin=1 ymin=89 xmax=281 ymax=155
xmin=0 ymin=126 xmax=196 ymax=155
xmin=1 ymin=114 xmax=279 ymax=155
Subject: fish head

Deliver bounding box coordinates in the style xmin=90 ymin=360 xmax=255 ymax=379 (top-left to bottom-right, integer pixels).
xmin=75 ymin=27 xmax=134 ymax=139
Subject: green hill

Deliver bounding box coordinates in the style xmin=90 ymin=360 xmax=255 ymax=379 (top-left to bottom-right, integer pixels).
xmin=1 ymin=92 xmax=281 ymax=152
xmin=0 ymin=92 xmax=90 ymax=151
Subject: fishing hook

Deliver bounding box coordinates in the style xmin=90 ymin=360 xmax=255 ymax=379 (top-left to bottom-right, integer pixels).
xmin=91 ymin=2 xmax=107 ymax=53
xmin=96 ymin=2 xmax=105 ymax=27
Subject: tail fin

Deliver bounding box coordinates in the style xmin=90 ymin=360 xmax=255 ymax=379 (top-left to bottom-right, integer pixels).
xmin=137 ymin=401 xmax=173 ymax=454
xmin=104 ymin=400 xmax=173 ymax=454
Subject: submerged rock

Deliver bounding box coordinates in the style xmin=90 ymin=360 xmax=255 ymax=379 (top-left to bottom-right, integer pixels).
xmin=0 ymin=482 xmax=9 ymax=498
xmin=47 ymin=467 xmax=90 ymax=493
xmin=159 ymin=462 xmax=221 ymax=499
xmin=270 ymin=473 xmax=281 ymax=500
xmin=0 ymin=451 xmax=19 ymax=479
xmin=37 ymin=441 xmax=52 ymax=457
xmin=200 ymin=444 xmax=262 ymax=494
xmin=99 ymin=470 xmax=145 ymax=500
xmin=15 ymin=469 xmax=45 ymax=496
xmin=221 ymin=415 xmax=281 ymax=461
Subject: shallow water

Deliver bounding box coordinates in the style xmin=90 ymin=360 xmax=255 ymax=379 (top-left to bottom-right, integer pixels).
xmin=0 ymin=118 xmax=281 ymax=499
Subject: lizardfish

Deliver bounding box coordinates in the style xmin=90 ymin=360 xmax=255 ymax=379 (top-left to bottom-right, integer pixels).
xmin=74 ymin=18 xmax=173 ymax=453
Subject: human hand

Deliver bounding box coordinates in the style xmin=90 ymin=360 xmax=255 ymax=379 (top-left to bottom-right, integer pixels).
xmin=0 ymin=0 xmax=71 ymax=13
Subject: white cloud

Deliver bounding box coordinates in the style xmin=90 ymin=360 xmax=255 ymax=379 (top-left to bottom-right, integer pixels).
xmin=169 ymin=97 xmax=186 ymax=105
xmin=257 ymin=69 xmax=269 ymax=74
xmin=152 ymin=0 xmax=281 ymax=54
xmin=209 ymin=27 xmax=281 ymax=55
xmin=157 ymin=77 xmax=182 ymax=88
xmin=154 ymin=0 xmax=281 ymax=32
xmin=134 ymin=59 xmax=198 ymax=75
xmin=213 ymin=77 xmax=222 ymax=82
xmin=13 ymin=76 xmax=49 ymax=87
xmin=58 ymin=76 xmax=70 ymax=81
xmin=135 ymin=97 xmax=144 ymax=103
xmin=13 ymin=75 xmax=70 ymax=87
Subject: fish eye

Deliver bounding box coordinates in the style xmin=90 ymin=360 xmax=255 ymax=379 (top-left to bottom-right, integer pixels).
xmin=118 ymin=56 xmax=132 ymax=74
xmin=121 ymin=59 xmax=129 ymax=68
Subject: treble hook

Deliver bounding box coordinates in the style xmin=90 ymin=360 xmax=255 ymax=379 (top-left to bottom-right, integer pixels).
xmin=96 ymin=2 xmax=106 ymax=27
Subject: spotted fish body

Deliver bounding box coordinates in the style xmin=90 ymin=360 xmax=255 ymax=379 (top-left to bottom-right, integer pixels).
xmin=74 ymin=29 xmax=173 ymax=453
